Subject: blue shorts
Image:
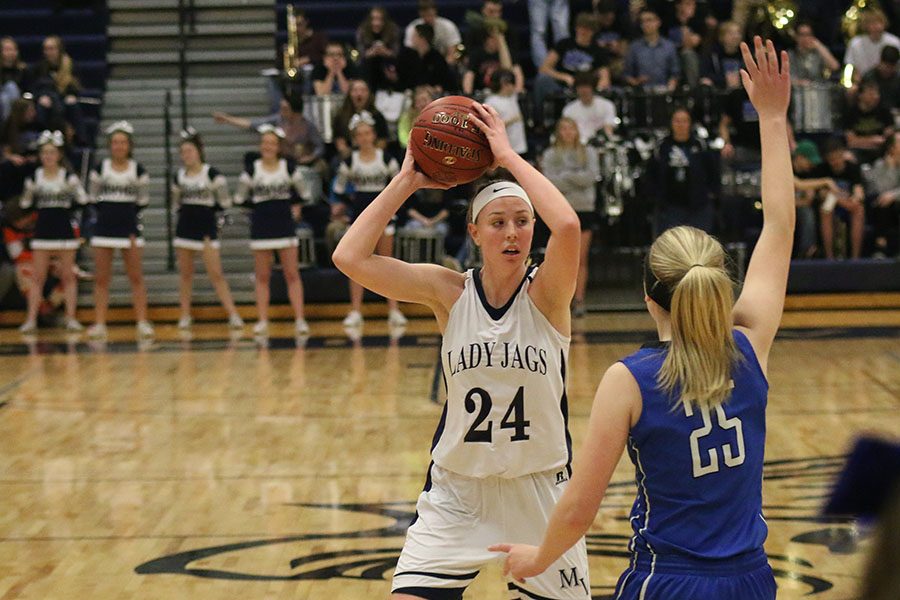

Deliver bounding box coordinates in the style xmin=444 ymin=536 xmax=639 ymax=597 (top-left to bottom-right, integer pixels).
xmin=614 ymin=550 xmax=776 ymax=600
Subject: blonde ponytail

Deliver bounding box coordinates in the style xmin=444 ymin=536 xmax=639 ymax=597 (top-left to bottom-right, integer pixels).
xmin=648 ymin=226 xmax=739 ymax=410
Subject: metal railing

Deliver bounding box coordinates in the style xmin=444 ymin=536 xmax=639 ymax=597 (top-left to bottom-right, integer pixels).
xmin=163 ymin=89 xmax=175 ymax=271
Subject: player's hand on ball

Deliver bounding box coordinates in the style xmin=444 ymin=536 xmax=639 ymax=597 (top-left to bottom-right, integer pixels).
xmin=400 ymin=144 xmax=454 ymax=191
xmin=488 ymin=543 xmax=546 ymax=582
xmin=468 ymin=103 xmax=516 ymax=169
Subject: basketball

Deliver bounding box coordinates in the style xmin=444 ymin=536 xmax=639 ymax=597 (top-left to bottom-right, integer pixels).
xmin=409 ymin=96 xmax=493 ymax=185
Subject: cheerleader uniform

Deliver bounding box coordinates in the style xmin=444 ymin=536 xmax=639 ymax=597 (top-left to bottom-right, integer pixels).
xmin=233 ymin=157 xmax=310 ymax=250
xmin=172 ymin=164 xmax=231 ymax=251
xmin=88 ymin=158 xmax=150 ymax=248
xmin=332 ymin=149 xmax=399 ymax=234
xmin=19 ymin=167 xmax=88 ymax=250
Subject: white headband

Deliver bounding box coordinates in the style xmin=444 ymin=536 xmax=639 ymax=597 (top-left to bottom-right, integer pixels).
xmin=470 ymin=182 xmax=533 ymax=223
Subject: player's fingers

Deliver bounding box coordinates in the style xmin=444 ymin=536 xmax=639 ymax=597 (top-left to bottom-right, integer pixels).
xmin=488 ymin=544 xmax=512 ymax=553
xmin=780 ymin=50 xmax=790 ymax=78
xmin=468 ymin=112 xmax=490 ymax=134
xmin=753 ymin=36 xmax=766 ymax=74
xmin=739 ymin=69 xmax=752 ymax=91
xmin=765 ymin=39 xmax=778 ymax=77
xmin=739 ymin=41 xmax=757 ymax=75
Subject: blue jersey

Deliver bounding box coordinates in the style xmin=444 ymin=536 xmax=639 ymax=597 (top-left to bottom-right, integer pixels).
xmin=619 ymin=329 xmax=768 ymax=565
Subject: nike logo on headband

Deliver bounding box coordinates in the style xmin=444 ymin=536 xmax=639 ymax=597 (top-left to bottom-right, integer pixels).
xmin=492 ymin=186 xmax=513 ymax=193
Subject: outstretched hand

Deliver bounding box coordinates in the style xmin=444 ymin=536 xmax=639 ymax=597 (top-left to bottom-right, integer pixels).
xmin=488 ymin=543 xmax=546 ymax=583
xmin=739 ymin=36 xmax=791 ymax=119
xmin=467 ymin=102 xmax=516 ymax=170
xmin=398 ymin=143 xmax=455 ymax=191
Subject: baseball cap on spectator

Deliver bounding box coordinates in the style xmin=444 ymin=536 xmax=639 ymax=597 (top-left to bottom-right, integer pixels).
xmin=794 ymin=139 xmax=822 ymax=165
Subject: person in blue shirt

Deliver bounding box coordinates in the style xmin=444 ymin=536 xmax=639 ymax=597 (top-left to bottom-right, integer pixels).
xmin=624 ymin=9 xmax=680 ymax=90
xmin=491 ymin=36 xmax=794 ymax=600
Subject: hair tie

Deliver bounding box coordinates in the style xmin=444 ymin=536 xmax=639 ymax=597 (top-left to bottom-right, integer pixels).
xmin=688 ymin=264 xmax=704 ymax=270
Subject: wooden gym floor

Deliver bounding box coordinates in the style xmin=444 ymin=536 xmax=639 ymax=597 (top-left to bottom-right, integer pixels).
xmin=0 ymin=301 xmax=898 ymax=599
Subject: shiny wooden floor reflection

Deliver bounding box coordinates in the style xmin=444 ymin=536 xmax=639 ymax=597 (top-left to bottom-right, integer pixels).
xmin=0 ymin=312 xmax=898 ymax=599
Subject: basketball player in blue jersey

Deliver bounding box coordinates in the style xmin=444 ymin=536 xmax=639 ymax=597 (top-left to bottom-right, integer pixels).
xmin=333 ymin=102 xmax=590 ymax=599
xmin=490 ymin=37 xmax=792 ymax=599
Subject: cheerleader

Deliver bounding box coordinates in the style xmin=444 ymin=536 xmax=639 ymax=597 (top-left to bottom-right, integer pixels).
xmin=172 ymin=128 xmax=243 ymax=330
xmin=18 ymin=129 xmax=87 ymax=333
xmin=87 ymin=121 xmax=152 ymax=338
xmin=233 ymin=124 xmax=310 ymax=336
xmin=332 ymin=111 xmax=406 ymax=328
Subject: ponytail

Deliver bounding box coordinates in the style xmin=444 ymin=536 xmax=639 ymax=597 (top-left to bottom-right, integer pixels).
xmin=649 ymin=226 xmax=739 ymax=410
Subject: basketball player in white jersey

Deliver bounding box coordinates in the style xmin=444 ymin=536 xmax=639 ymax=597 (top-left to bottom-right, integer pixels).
xmin=333 ymin=102 xmax=589 ymax=599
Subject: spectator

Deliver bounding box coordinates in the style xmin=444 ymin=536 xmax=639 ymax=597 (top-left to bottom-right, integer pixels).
xmin=0 ymin=97 xmax=43 ymax=201
xmin=484 ymin=69 xmax=527 ymax=156
xmin=213 ymin=95 xmax=326 ymax=198
xmin=1 ymin=204 xmax=43 ymax=316
xmin=356 ymin=6 xmax=401 ymax=93
xmin=863 ymin=131 xmax=900 ymax=257
xmin=592 ymin=1 xmax=629 ymax=84
xmin=332 ymin=79 xmax=390 ymax=160
xmin=397 ymin=23 xmax=457 ymax=93
xmin=397 ymin=85 xmax=436 ymax=148
xmin=843 ymin=9 xmax=900 ymax=84
xmin=534 ymin=12 xmax=610 ymax=128
xmin=815 ymin=137 xmax=866 ymax=259
xmin=843 ymin=80 xmax=895 ymax=165
xmin=528 ymin=0 xmax=571 ymax=68
xmin=463 ymin=0 xmax=511 ymax=53
xmin=267 ymin=9 xmax=327 ymax=109
xmin=624 ymin=9 xmax=680 ymax=90
xmin=404 ymin=188 xmax=451 ymax=238
xmin=24 ymin=36 xmax=87 ymax=146
xmin=294 ymin=8 xmax=328 ymax=70
xmin=403 ymin=0 xmax=462 ymax=65
xmin=666 ymin=0 xmax=707 ymax=87
xmin=860 ymin=45 xmax=900 ymax=110
xmin=462 ymin=23 xmax=523 ymax=95
xmin=789 ymin=20 xmax=840 ymax=84
xmin=649 ymin=106 xmax=719 ymax=235
xmin=540 ymin=116 xmax=599 ymax=317
xmin=719 ymin=87 xmax=761 ymax=162
xmin=792 ymin=139 xmax=841 ymax=258
xmin=1 ymin=37 xmax=26 ymax=124
xmin=311 ymin=41 xmax=356 ymax=97
xmin=700 ymin=20 xmax=744 ymax=90
xmin=330 ymin=112 xmax=405 ymax=330
xmin=561 ymin=71 xmax=617 ymax=143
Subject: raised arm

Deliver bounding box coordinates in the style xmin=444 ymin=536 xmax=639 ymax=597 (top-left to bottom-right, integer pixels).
xmin=331 ymin=147 xmax=462 ymax=327
xmin=731 ymin=37 xmax=794 ymax=372
xmin=468 ymin=103 xmax=581 ymax=333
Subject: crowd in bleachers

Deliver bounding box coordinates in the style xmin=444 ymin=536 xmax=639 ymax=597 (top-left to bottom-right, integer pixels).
xmin=260 ymin=0 xmax=898 ymax=265
xmin=0 ymin=1 xmax=898 ymax=334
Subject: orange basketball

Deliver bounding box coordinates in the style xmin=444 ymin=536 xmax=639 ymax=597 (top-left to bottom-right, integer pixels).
xmin=409 ymin=96 xmax=493 ymax=185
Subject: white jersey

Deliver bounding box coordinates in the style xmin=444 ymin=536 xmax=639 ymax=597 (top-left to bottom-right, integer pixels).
xmin=172 ymin=164 xmax=231 ymax=209
xmin=434 ymin=267 xmax=571 ymax=479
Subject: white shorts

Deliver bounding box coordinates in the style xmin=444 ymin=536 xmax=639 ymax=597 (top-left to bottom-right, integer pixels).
xmin=392 ymin=464 xmax=590 ymax=599
xmin=91 ymin=236 xmax=145 ymax=249
xmin=31 ymin=239 xmax=81 ymax=251
xmin=174 ymin=237 xmax=220 ymax=251
xmin=249 ymin=237 xmax=298 ymax=251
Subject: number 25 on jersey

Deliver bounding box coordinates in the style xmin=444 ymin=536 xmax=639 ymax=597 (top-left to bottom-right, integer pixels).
xmin=685 ymin=403 xmax=746 ymax=478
